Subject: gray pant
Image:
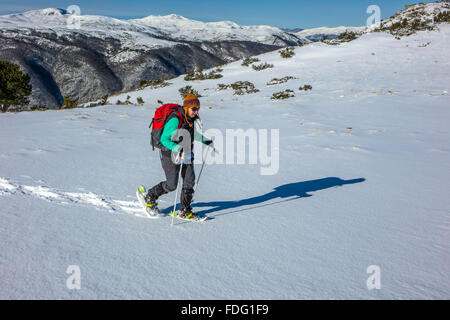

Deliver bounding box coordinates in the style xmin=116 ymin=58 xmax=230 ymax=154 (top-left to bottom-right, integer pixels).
xmin=160 ymin=151 xmax=195 ymax=192
xmin=146 ymin=151 xmax=196 ymax=203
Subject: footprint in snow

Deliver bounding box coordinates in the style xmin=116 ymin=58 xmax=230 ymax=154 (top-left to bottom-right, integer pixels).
xmin=0 ymin=177 xmax=149 ymax=218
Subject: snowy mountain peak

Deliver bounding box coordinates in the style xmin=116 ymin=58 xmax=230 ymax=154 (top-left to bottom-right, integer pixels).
xmin=36 ymin=8 xmax=69 ymax=16
xmin=165 ymin=13 xmax=189 ymax=20
xmin=129 ymin=14 xmax=301 ymax=44
xmin=0 ymin=7 xmax=304 ymax=45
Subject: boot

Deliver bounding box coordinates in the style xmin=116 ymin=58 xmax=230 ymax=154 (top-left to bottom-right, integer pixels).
xmin=144 ymin=182 xmax=166 ymax=213
xmin=179 ymin=188 xmax=198 ymax=219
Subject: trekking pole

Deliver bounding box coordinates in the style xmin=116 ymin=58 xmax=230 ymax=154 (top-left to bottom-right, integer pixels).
xmin=171 ymin=159 xmax=184 ymax=227
xmin=194 ymin=144 xmax=212 ymax=193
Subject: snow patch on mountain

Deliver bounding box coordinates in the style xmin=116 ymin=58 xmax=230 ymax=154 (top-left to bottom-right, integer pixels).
xmin=295 ymin=26 xmax=367 ymax=41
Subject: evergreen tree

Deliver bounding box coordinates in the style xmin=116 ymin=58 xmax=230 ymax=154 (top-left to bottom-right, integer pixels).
xmin=0 ymin=61 xmax=32 ymax=112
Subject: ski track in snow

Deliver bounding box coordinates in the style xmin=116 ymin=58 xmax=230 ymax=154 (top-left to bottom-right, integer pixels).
xmin=0 ymin=177 xmax=148 ymax=217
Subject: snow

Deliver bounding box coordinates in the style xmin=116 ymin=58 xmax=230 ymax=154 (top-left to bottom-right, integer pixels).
xmin=1 ymin=22 xmax=450 ymax=299
xmin=295 ymin=26 xmax=367 ymax=40
xmin=131 ymin=14 xmax=300 ymax=43
xmin=0 ymin=9 xmax=179 ymax=50
xmin=0 ymin=8 xmax=303 ymax=49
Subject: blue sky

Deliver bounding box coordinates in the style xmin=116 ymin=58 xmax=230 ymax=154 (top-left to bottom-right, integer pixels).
xmin=0 ymin=0 xmax=434 ymax=28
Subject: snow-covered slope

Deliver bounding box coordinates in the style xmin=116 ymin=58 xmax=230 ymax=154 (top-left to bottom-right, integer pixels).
xmin=376 ymin=1 xmax=450 ymax=36
xmin=1 ymin=19 xmax=449 ymax=299
xmin=295 ymin=26 xmax=367 ymax=41
xmin=381 ymin=1 xmax=450 ymax=29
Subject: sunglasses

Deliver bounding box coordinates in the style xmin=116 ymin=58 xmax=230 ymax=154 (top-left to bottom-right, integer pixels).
xmin=190 ymin=107 xmax=200 ymax=112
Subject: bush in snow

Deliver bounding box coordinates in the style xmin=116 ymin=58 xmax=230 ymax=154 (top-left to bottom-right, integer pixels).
xmin=231 ymin=81 xmax=259 ymax=95
xmin=241 ymin=56 xmax=260 ymax=67
xmin=279 ymin=47 xmax=295 ymax=58
xmin=206 ymin=69 xmax=224 ymax=79
xmin=299 ymin=84 xmax=312 ymax=91
xmin=101 ymin=95 xmax=108 ymax=105
xmin=139 ymin=79 xmax=171 ymax=89
xmin=137 ymin=97 xmax=144 ymax=105
xmin=267 ymin=76 xmax=296 ymax=86
xmin=179 ymin=86 xmax=201 ymax=99
xmin=62 ymin=96 xmax=79 ymax=109
xmin=320 ymin=32 xmax=360 ymax=45
xmin=216 ymin=81 xmax=259 ymax=95
xmin=115 ymin=95 xmax=134 ymax=106
xmin=337 ymin=31 xmax=358 ymax=42
xmin=252 ymin=62 xmax=274 ymax=71
xmin=184 ymin=68 xmax=223 ymax=81
xmin=435 ymin=10 xmax=450 ymax=23
xmin=217 ymin=83 xmax=230 ymax=91
xmin=271 ymin=89 xmax=295 ymax=100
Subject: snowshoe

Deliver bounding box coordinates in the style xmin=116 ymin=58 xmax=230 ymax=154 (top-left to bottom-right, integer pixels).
xmin=170 ymin=208 xmax=208 ymax=222
xmin=136 ymin=185 xmax=161 ymax=218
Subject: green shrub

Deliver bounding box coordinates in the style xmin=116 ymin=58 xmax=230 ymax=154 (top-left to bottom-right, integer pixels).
xmin=115 ymin=95 xmax=133 ymax=106
xmin=217 ymin=83 xmax=230 ymax=91
xmin=101 ymin=95 xmax=108 ymax=105
xmin=179 ymin=86 xmax=201 ymax=99
xmin=217 ymin=81 xmax=259 ymax=95
xmin=137 ymin=97 xmax=144 ymax=105
xmin=267 ymin=76 xmax=296 ymax=86
xmin=62 ymin=96 xmax=78 ymax=109
xmin=252 ymin=62 xmax=274 ymax=71
xmin=206 ymin=69 xmax=223 ymax=79
xmin=435 ymin=10 xmax=450 ymax=23
xmin=139 ymin=79 xmax=171 ymax=89
xmin=271 ymin=89 xmax=295 ymax=100
xmin=337 ymin=31 xmax=358 ymax=42
xmin=184 ymin=68 xmax=223 ymax=81
xmin=0 ymin=60 xmax=32 ymax=112
xmin=230 ymin=81 xmax=259 ymax=95
xmin=299 ymin=84 xmax=312 ymax=91
xmin=241 ymin=56 xmax=259 ymax=67
xmin=279 ymin=47 xmax=295 ymax=58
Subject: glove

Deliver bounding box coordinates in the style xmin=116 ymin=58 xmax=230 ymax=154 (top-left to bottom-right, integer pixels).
xmin=174 ymin=147 xmax=184 ymax=164
xmin=204 ymin=139 xmax=214 ymax=147
xmin=175 ymin=147 xmax=194 ymax=164
xmin=184 ymin=152 xmax=194 ymax=160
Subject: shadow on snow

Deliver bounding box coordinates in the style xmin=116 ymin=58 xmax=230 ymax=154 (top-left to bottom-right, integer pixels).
xmin=161 ymin=177 xmax=365 ymax=218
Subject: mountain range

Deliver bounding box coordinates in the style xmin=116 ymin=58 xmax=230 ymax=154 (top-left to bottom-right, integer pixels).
xmin=0 ymin=8 xmax=366 ymax=110
xmin=1 ymin=1 xmax=448 ymax=111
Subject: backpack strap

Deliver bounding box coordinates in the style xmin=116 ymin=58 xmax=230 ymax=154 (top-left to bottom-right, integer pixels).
xmin=164 ymin=106 xmax=184 ymax=129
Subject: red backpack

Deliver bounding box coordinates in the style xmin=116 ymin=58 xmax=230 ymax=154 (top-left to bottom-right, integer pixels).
xmin=150 ymin=104 xmax=183 ymax=150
